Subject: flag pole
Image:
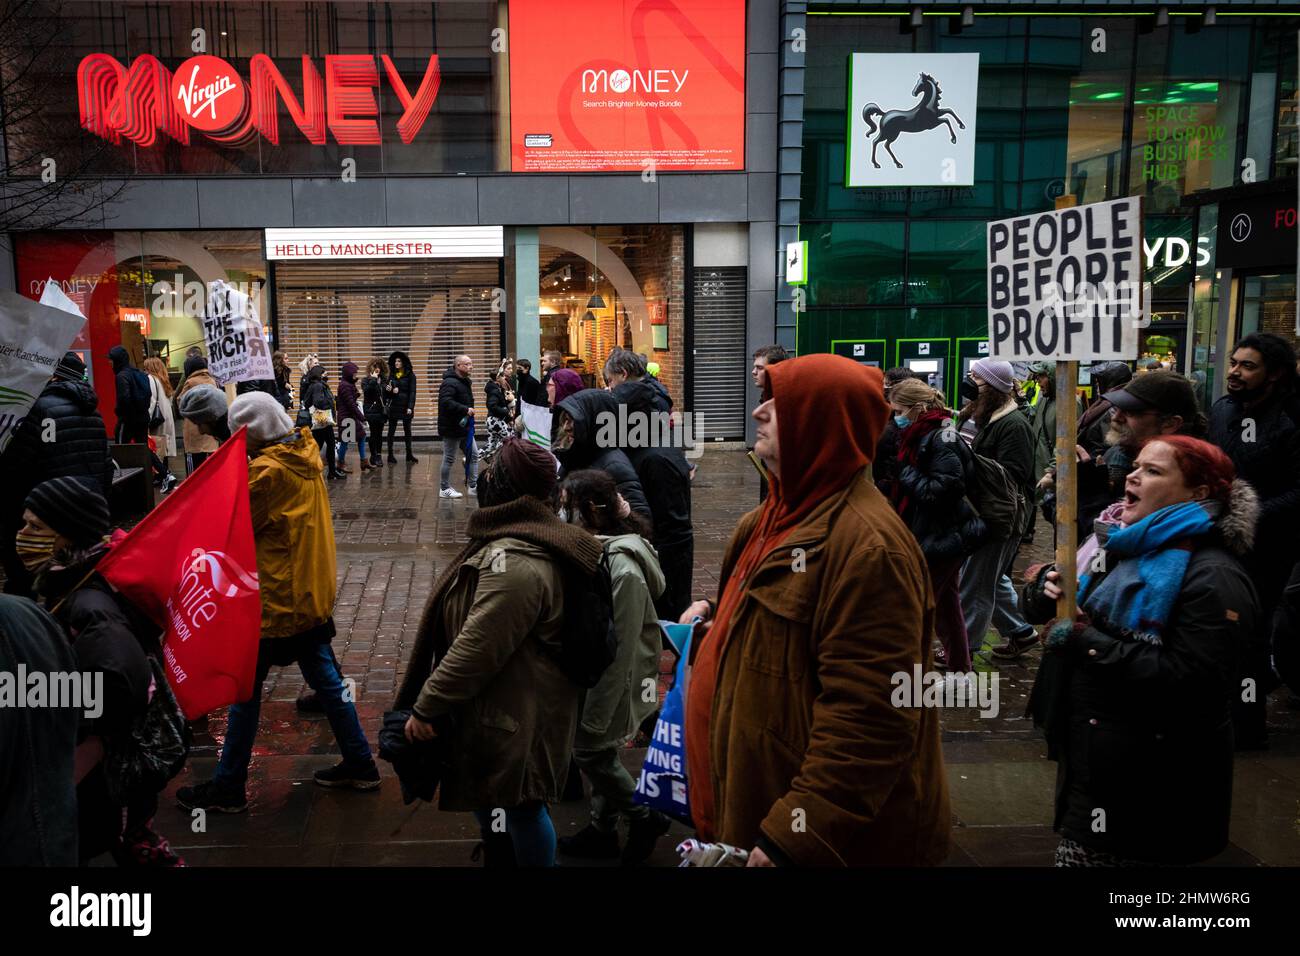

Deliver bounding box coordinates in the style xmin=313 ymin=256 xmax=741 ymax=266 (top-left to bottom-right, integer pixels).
xmin=1054 ymin=361 xmax=1079 ymax=622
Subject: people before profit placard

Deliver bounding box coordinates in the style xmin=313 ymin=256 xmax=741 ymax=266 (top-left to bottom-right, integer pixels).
xmin=988 ymin=199 xmax=1141 ymax=361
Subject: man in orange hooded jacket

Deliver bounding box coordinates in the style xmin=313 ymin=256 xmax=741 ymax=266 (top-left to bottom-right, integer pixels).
xmin=682 ymin=354 xmax=950 ymax=866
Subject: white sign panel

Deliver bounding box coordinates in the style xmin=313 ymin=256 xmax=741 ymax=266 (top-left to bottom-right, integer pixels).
xmin=203 ymin=280 xmax=274 ymax=385
xmin=265 ymin=226 xmax=505 ymax=260
xmin=987 ymin=197 xmax=1143 ymax=362
xmin=0 ymin=287 xmax=88 ymax=454
xmin=785 ymin=241 xmax=808 ymax=285
xmin=519 ymin=400 xmax=552 ymax=451
xmin=846 ymin=52 xmax=979 ymax=188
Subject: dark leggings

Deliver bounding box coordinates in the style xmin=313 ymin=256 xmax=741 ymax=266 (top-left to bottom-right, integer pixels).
xmin=366 ymin=415 xmax=387 ymax=460
xmin=312 ymin=427 xmax=337 ymax=474
xmin=386 ymin=416 xmax=413 ymax=458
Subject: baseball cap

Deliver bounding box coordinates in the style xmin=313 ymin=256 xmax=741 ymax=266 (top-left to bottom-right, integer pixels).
xmin=1103 ymin=370 xmax=1198 ymax=421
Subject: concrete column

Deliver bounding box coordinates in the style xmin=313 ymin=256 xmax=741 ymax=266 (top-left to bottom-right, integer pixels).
xmin=505 ymin=226 xmax=540 ymax=364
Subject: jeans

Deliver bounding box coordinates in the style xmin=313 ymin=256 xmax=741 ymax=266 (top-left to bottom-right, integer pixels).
xmin=472 ymin=801 xmax=556 ymax=867
xmin=440 ymin=436 xmax=477 ymax=491
xmin=960 ymin=534 xmax=1034 ymax=657
xmin=337 ymin=436 xmax=367 ymax=468
xmin=213 ymin=640 xmax=373 ymax=790
xmin=574 ymin=746 xmax=648 ymax=833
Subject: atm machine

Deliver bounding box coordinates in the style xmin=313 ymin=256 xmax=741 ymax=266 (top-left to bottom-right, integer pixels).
xmin=831 ymin=338 xmax=886 ymax=367
xmin=895 ymin=339 xmax=951 ymax=392
xmin=954 ymin=338 xmax=989 ymax=397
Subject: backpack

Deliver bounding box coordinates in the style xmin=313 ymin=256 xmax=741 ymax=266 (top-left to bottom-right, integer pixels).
xmin=966 ymin=451 xmax=1024 ymax=539
xmin=546 ymin=545 xmax=618 ymax=688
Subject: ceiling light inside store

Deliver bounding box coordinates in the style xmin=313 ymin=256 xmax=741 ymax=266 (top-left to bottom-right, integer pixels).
xmin=587 ymin=294 xmax=606 ymax=309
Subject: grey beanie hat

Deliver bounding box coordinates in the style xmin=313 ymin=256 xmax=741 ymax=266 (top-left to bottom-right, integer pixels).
xmin=179 ymin=384 xmax=228 ymax=424
xmin=970 ymin=358 xmax=1016 ymax=395
xmin=228 ymin=391 xmax=296 ymax=446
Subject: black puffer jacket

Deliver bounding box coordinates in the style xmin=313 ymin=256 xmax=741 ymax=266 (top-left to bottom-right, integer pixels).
xmin=362 ymin=374 xmax=388 ymax=419
xmin=554 ymin=389 xmax=651 ymax=519
xmin=1024 ymin=481 xmax=1261 ymax=865
xmin=437 ymin=365 xmax=474 ymax=437
xmin=895 ymin=421 xmax=987 ymax=562
xmin=0 ymin=379 xmax=112 ymax=502
xmin=301 ymin=365 xmax=335 ymax=414
xmin=611 ymin=380 xmax=692 ymax=548
xmin=387 ymin=351 xmax=417 ymax=421
xmin=485 ymin=380 xmax=512 ymax=420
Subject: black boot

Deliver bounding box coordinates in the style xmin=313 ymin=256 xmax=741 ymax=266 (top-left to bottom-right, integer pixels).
xmin=622 ymin=810 xmax=672 ymax=866
xmin=558 ymin=824 xmax=620 ymax=860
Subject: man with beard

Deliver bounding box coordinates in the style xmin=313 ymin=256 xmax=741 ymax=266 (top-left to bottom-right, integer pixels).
xmin=1070 ymin=370 xmax=1204 ymax=545
xmin=1209 ymin=333 xmax=1300 ymax=748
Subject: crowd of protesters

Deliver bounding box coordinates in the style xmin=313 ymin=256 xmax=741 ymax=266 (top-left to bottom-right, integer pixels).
xmin=2 ymin=326 xmax=1298 ymax=872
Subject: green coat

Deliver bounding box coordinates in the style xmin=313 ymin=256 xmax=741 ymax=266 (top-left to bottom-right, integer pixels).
xmin=576 ymin=533 xmax=666 ymax=752
xmin=401 ymin=497 xmax=603 ymax=812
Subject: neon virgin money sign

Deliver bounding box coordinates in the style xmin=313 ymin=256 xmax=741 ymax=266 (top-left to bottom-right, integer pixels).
xmin=77 ymin=52 xmax=443 ymax=148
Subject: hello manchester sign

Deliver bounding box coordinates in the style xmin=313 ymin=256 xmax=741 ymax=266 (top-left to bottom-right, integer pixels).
xmin=77 ymin=52 xmax=443 ymax=148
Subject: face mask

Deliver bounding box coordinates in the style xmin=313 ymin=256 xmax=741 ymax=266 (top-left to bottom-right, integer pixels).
xmin=959 ymin=377 xmax=980 ymax=404
xmin=15 ymin=528 xmax=57 ymax=572
xmin=894 ymin=414 xmax=912 ymax=430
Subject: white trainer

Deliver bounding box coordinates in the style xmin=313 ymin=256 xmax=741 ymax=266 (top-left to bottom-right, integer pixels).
xmin=439 ymin=487 xmax=464 ymax=499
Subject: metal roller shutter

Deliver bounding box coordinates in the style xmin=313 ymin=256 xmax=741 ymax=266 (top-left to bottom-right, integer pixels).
xmin=691 ymin=267 xmax=747 ymax=441
xmin=274 ymin=260 xmax=501 ymax=437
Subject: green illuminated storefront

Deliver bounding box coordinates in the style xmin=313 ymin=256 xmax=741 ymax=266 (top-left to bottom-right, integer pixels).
xmin=793 ymin=5 xmax=1298 ymax=407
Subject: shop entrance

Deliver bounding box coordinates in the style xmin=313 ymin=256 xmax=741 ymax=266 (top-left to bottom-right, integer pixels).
xmin=273 ymin=260 xmax=502 ymax=437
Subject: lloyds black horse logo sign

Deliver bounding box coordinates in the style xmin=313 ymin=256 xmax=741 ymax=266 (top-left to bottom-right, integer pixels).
xmin=847 ymin=53 xmax=980 ymax=187
xmin=862 ymin=73 xmax=966 ymax=169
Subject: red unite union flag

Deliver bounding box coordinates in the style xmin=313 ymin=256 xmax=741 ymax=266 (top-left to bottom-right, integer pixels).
xmin=98 ymin=427 xmax=261 ymax=719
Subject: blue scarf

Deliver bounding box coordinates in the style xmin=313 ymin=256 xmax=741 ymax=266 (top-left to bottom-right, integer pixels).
xmin=1077 ymin=501 xmax=1215 ymax=644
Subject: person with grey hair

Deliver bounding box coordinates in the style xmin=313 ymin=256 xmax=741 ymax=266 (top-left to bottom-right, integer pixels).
xmin=437 ymin=354 xmax=477 ymax=497
xmin=604 ymin=347 xmax=672 ymax=413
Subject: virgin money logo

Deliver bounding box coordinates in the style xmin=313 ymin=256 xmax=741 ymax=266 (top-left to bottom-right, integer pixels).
xmin=581 ymin=68 xmax=689 ymax=95
xmin=172 ymin=56 xmax=246 ymax=132
xmin=78 ymin=52 xmax=442 ymax=147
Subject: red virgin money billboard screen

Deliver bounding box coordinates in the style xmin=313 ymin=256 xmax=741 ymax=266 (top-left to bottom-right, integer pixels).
xmin=508 ymin=0 xmax=746 ymax=172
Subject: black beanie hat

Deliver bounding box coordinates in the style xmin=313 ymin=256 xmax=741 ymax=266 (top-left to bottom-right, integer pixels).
xmin=55 ymin=351 xmax=87 ymax=383
xmin=24 ymin=477 xmax=110 ymax=546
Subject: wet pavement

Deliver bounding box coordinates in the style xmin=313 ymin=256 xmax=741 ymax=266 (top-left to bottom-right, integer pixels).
xmin=136 ymin=446 xmax=1300 ymax=866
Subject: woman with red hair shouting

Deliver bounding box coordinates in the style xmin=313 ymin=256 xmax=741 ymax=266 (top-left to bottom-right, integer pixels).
xmin=1024 ymin=435 xmax=1261 ymax=867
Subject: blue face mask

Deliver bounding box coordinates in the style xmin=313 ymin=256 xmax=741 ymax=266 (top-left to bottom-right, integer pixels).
xmin=894 ymin=414 xmax=912 ymax=429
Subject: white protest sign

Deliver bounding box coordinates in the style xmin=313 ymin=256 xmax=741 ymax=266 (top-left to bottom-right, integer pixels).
xmin=203 ymin=280 xmax=273 ymax=385
xmin=987 ymin=197 xmax=1143 ymax=362
xmin=519 ymin=400 xmax=552 ymax=451
xmin=0 ymin=287 xmax=90 ymax=454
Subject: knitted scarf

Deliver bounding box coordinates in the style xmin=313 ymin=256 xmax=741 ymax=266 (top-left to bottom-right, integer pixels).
xmin=393 ymin=495 xmax=602 ymax=710
xmin=1077 ymin=500 xmax=1215 ymax=645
